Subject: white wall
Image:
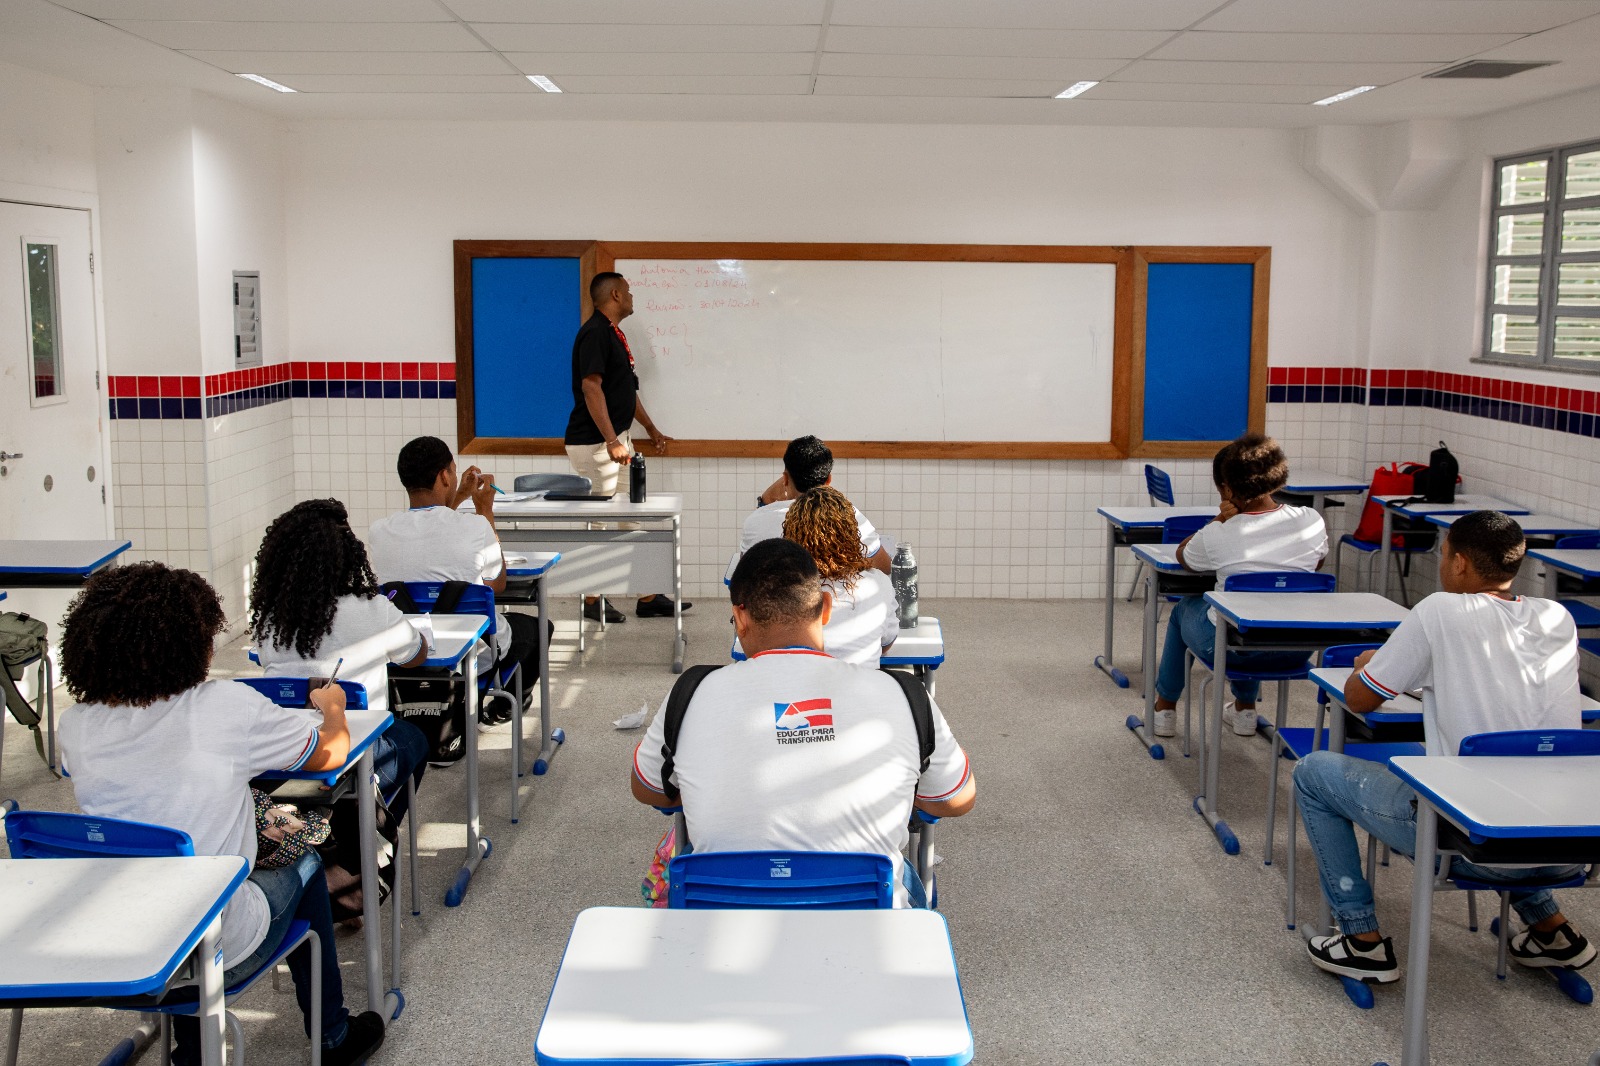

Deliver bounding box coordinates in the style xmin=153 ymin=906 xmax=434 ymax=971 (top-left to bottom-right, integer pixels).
xmin=0 ymin=60 xmax=95 ymax=196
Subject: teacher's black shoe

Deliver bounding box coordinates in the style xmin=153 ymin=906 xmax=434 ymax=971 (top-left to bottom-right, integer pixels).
xmin=637 ymin=595 xmax=691 ymax=618
xmin=583 ymin=598 xmax=626 ymax=624
xmin=326 ymin=1011 xmax=385 ymax=1066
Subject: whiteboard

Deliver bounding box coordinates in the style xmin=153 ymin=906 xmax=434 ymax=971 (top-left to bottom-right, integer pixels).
xmin=617 ymin=258 xmax=1116 ymax=443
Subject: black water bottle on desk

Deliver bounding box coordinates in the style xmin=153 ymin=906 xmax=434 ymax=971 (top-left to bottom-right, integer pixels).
xmin=629 ymin=452 xmax=647 ymax=503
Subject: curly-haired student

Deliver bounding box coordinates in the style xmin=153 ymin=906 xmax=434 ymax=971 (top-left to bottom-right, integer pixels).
xmin=56 ymin=562 xmax=385 ymax=1066
xmin=252 ymin=498 xmax=429 ymax=822
xmin=1149 ymin=434 xmax=1329 ymax=740
xmin=782 ymin=486 xmax=899 ymax=667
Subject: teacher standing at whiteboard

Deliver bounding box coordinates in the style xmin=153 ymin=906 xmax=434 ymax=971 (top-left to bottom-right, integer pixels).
xmin=563 ymin=270 xmax=689 ymax=621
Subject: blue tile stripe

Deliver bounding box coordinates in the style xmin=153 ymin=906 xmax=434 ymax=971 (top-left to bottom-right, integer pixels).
xmin=109 ymin=376 xmax=456 ymax=419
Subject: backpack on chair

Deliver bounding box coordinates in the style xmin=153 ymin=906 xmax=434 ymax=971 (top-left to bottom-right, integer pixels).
xmin=0 ymin=612 xmax=58 ymax=773
xmin=382 ymin=580 xmax=473 ymax=764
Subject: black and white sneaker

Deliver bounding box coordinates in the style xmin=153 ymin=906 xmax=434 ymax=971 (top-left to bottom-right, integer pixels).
xmin=1307 ymin=933 xmax=1400 ymax=983
xmin=1509 ymin=921 xmax=1597 ymax=970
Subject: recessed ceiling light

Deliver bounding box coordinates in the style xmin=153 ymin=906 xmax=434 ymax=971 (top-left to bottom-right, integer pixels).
xmin=236 ymin=73 xmax=296 ymax=93
xmin=1312 ymin=85 xmax=1375 ymax=106
xmin=1055 ymin=81 xmax=1098 ymax=99
xmin=527 ymin=75 xmax=563 ymax=93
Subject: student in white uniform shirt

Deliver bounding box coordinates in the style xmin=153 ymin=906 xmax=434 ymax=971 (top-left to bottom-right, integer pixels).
xmin=1296 ymin=510 xmax=1594 ymax=984
xmin=1149 ymin=434 xmax=1328 ymax=739
xmin=631 ymin=538 xmax=975 ymax=907
xmin=368 ymin=435 xmax=549 ymax=726
xmin=781 ymin=485 xmax=899 ymax=667
xmin=56 ymin=563 xmax=385 ymax=1066
xmin=730 ymin=435 xmax=891 ymax=577
xmin=252 ymin=498 xmax=429 ymax=824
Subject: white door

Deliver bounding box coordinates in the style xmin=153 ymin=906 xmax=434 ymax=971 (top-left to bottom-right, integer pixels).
xmin=0 ymin=202 xmax=109 ymax=539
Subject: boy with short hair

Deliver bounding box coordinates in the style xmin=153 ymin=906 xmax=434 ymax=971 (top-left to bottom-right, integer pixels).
xmin=1297 ymin=510 xmax=1594 ymax=982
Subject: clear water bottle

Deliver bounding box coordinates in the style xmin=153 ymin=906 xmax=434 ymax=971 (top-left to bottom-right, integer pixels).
xmin=629 ymin=452 xmax=646 ymax=502
xmin=891 ymin=542 xmax=919 ymax=629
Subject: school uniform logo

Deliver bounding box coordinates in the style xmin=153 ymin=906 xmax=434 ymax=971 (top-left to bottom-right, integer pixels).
xmin=774 ymin=699 xmax=836 ymax=745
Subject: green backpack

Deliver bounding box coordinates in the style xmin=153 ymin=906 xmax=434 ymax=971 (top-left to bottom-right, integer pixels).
xmin=0 ymin=611 xmax=58 ymax=773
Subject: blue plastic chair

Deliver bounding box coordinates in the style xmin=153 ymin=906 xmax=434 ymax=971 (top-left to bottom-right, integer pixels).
xmin=1181 ymin=571 xmax=1336 ymax=856
xmin=1126 ymin=465 xmax=1179 ymax=603
xmin=1143 ymin=514 xmax=1216 ymax=625
xmin=668 ymin=851 xmax=895 ymax=910
xmin=1 ymin=810 xmax=323 ymax=1066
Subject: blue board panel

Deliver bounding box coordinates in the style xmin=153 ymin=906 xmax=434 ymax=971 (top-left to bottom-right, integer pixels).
xmin=472 ymin=257 xmax=582 ymax=438
xmin=1143 ymin=262 xmax=1255 ymax=442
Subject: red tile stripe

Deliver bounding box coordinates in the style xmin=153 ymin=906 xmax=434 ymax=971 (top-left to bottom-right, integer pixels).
xmin=108 ymin=362 xmax=456 ymax=399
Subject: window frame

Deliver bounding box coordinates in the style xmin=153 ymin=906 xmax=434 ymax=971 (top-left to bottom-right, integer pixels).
xmin=1483 ymin=138 xmax=1600 ymax=372
xmin=21 ymin=237 xmax=68 ymax=409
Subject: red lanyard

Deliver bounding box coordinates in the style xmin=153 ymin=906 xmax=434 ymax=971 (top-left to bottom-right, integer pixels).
xmin=612 ymin=325 xmax=635 ymax=371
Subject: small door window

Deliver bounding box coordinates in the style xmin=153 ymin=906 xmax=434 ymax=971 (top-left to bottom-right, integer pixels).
xmin=24 ymin=241 xmax=64 ymax=404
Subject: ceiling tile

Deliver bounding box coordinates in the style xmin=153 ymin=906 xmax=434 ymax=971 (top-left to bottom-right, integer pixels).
xmin=505 ymin=51 xmax=816 ymax=76
xmin=814 ymin=75 xmax=1068 ymax=96
xmin=830 ymin=0 xmax=1224 ymax=31
xmin=1196 ymin=0 xmax=1600 ymax=35
xmin=183 ymin=50 xmax=512 ymax=75
xmin=1088 ymin=81 xmax=1353 ymax=103
xmin=542 ymin=74 xmax=812 ymax=94
xmin=53 ymin=0 xmax=448 ymax=20
xmin=440 ymin=0 xmax=825 ymax=23
xmin=824 ymin=26 xmax=1168 ymax=57
xmin=1150 ymin=30 xmax=1524 ymax=63
xmin=1112 ymin=59 xmax=1438 ymax=84
xmin=473 ymin=23 xmax=821 ymax=52
xmin=819 ymin=53 xmax=1123 ymax=80
xmin=1476 ymin=11 xmax=1600 ymax=60
xmin=104 ymin=20 xmax=487 ymax=51
xmin=258 ymin=74 xmax=534 ymax=92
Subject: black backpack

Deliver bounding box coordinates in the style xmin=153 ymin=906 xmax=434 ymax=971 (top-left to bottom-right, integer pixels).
xmin=1417 ymin=441 xmax=1459 ymax=505
xmin=382 ymin=580 xmax=473 ymax=763
xmin=655 ymin=664 xmax=936 ymax=805
xmin=0 ymin=611 xmax=58 ymax=774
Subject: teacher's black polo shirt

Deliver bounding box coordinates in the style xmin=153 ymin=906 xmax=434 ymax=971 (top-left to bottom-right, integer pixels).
xmin=563 ymin=311 xmax=638 ymax=446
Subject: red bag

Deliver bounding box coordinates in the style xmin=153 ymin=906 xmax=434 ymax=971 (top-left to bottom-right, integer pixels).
xmin=1352 ymin=462 xmax=1428 ymax=546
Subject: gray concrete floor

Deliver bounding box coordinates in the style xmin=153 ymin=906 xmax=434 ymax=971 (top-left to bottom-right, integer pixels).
xmin=2 ymin=596 xmax=1597 ymax=1065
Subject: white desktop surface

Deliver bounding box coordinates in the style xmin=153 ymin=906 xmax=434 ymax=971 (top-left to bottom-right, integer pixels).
xmin=407 ymin=614 xmax=490 ymax=669
xmin=0 ymin=856 xmax=246 ymax=996
xmin=1096 ymin=505 xmax=1215 ymax=529
xmin=1282 ymin=468 xmax=1367 ymax=493
xmin=1130 ymin=544 xmax=1189 ymax=571
xmin=1426 ymin=513 xmax=1600 ymax=535
xmin=534 ymin=907 xmax=972 ymax=1066
xmin=504 ymin=551 xmax=561 ymax=577
xmin=465 ymin=494 xmax=683 ymax=520
xmin=1206 ymin=591 xmax=1410 ymax=630
xmin=0 ymin=539 xmax=132 ymax=574
xmin=1389 ymin=755 xmax=1600 ymax=839
xmin=1527 ymin=548 xmax=1600 ymax=578
xmin=1376 ymin=494 xmax=1526 ymax=517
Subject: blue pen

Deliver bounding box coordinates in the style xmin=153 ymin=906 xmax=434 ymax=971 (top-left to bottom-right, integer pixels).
xmin=492 ymin=483 xmax=505 ymax=494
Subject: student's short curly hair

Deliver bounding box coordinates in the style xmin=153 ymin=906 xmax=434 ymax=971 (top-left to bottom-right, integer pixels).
xmin=783 ymin=436 xmax=833 ymax=492
xmin=1446 ymin=510 xmax=1525 ymax=582
xmin=1211 ymin=433 xmax=1289 ymax=501
xmin=729 ymin=538 xmax=825 ymax=625
xmin=60 ymin=562 xmax=226 ymax=706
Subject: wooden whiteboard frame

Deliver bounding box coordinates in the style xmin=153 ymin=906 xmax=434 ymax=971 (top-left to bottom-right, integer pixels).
xmin=1127 ymin=246 xmax=1271 ymax=459
xmin=453 ymin=240 xmax=1144 ymax=459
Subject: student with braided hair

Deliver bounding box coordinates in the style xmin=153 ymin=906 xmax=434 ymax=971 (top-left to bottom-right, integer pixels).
xmin=782 ymin=486 xmax=899 ymax=667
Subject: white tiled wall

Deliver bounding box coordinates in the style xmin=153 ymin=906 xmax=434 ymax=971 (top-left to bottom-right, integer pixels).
xmin=206 ymin=401 xmax=295 ymax=629
xmin=109 ymin=419 xmax=209 ymax=573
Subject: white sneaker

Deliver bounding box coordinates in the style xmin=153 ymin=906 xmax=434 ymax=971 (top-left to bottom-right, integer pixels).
xmin=1151 ymin=709 xmax=1177 ymax=737
xmin=1224 ymin=702 xmax=1258 ymax=737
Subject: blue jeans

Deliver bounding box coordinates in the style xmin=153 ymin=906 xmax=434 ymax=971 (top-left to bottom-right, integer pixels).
xmin=1155 ymin=594 xmax=1312 ymax=704
xmin=1294 ymin=750 xmax=1575 ymax=935
xmin=375 ymin=718 xmax=428 ymax=823
xmin=171 ymin=850 xmax=350 ymax=1065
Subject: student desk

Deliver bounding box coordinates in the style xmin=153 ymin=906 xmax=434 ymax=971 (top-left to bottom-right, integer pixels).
xmin=1527 ymin=547 xmax=1600 ymax=608
xmin=533 ymin=906 xmax=973 ymax=1066
xmin=1386 ymin=755 xmax=1600 ymax=1066
xmin=0 ymin=539 xmax=131 ymax=587
xmin=1372 ymin=496 xmax=1527 ymax=600
xmin=501 ymin=551 xmax=565 ymax=801
xmin=1094 ymin=505 xmax=1215 ymax=688
xmin=0 ymin=855 xmax=247 ymax=1066
xmin=732 ymin=618 xmax=945 ymax=693
xmin=1126 ymin=543 xmax=1214 ymax=757
xmin=466 ymin=495 xmax=685 ymax=672
xmin=255 ymin=699 xmax=403 ymax=1021
xmin=1425 ymin=512 xmax=1600 ymax=540
xmin=1279 ymin=468 xmax=1369 ymax=514
xmin=405 ymin=613 xmax=493 ymax=906
xmin=1198 ymin=592 xmax=1409 ymax=854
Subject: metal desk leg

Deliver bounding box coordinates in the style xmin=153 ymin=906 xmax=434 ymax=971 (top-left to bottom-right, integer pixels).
xmin=1398 ymin=803 xmax=1439 ymax=1066
xmin=354 ymin=747 xmax=399 ymax=1019
xmin=1196 ymin=624 xmax=1240 ymax=854
xmin=533 ymin=574 xmax=564 ymax=775
xmin=197 ymin=918 xmax=226 ymax=1066
xmin=1379 ymin=506 xmax=1395 ymax=600
xmin=671 ymin=515 xmax=685 ymax=674
xmin=1126 ymin=568 xmax=1165 ymax=758
xmin=1095 ymin=522 xmax=1130 ymax=687
xmin=446 ymin=650 xmax=490 ymax=907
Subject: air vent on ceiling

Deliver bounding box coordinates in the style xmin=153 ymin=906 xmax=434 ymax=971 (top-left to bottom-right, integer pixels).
xmin=1423 ymin=60 xmax=1553 ymax=79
